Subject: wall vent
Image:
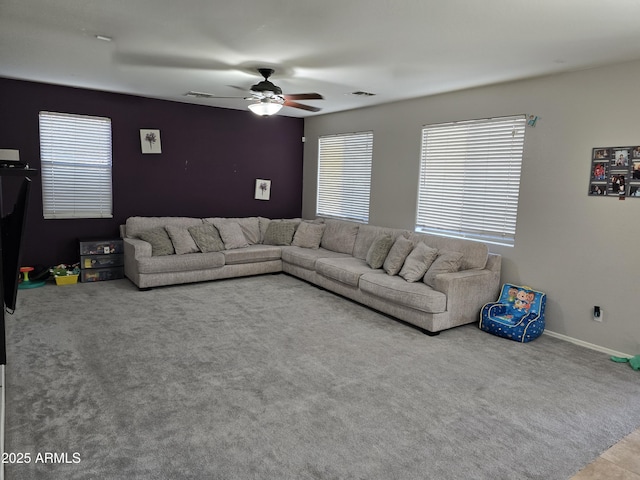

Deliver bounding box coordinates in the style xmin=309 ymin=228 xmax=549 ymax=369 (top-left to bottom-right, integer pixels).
xmin=184 ymin=91 xmax=216 ymax=99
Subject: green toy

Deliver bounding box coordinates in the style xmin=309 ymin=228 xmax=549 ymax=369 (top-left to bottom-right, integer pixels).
xmin=611 ymin=355 xmax=640 ymax=371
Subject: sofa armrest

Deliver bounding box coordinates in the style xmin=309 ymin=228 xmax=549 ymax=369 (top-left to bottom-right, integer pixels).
xmin=434 ymin=265 xmax=501 ymax=328
xmin=123 ymin=237 xmax=152 ymax=285
xmin=123 ymin=237 xmax=152 ymax=258
xmin=485 ymin=252 xmax=502 ymax=274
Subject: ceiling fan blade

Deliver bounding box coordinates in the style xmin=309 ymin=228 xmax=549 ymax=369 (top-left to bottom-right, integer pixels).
xmin=284 ymin=93 xmax=324 ymax=101
xmin=115 ymin=52 xmax=231 ymax=71
xmin=213 ymin=96 xmax=253 ymax=100
xmin=184 ymin=91 xmax=250 ymax=100
xmin=283 ymin=99 xmax=322 ymax=112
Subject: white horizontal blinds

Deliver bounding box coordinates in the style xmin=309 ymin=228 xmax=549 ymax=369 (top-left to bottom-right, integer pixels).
xmin=416 ymin=115 xmax=525 ymax=246
xmin=317 ymin=131 xmax=373 ymax=222
xmin=39 ymin=111 xmax=113 ymax=219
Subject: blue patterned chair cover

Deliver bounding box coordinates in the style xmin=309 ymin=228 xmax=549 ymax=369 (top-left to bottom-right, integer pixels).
xmin=479 ymin=284 xmax=546 ymax=342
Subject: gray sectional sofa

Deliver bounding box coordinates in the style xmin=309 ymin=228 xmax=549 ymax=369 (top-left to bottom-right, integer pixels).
xmin=122 ymin=216 xmax=501 ymax=334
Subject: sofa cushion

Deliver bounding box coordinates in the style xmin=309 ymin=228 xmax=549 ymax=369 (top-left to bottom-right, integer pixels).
xmin=408 ymin=232 xmax=488 ymax=270
xmin=233 ymin=217 xmax=261 ymax=244
xmin=365 ymin=234 xmax=394 ymax=269
xmin=383 ymin=236 xmax=414 ymax=275
xmin=399 ymin=242 xmax=439 ymax=282
xmin=137 ymin=251 xmax=225 ymax=274
xmin=222 ymin=245 xmax=282 ymax=265
xmin=320 ymin=219 xmax=359 ymax=254
xmin=125 ymin=216 xmax=202 ymax=239
xmin=204 ymin=217 xmax=261 ymax=245
xmin=263 ymin=221 xmax=298 ymax=246
xmin=291 ymin=221 xmax=326 ymax=249
xmin=423 ymin=251 xmax=464 ymax=288
xmin=165 ymin=225 xmax=200 ymax=255
xmin=137 ymin=227 xmax=175 ymax=256
xmin=188 ymin=223 xmax=225 ymax=253
xmin=281 ymin=246 xmax=351 ymax=270
xmin=359 ymin=271 xmax=447 ymax=314
xmin=316 ymin=257 xmax=373 ymax=287
xmin=353 ymin=225 xmax=404 ymax=260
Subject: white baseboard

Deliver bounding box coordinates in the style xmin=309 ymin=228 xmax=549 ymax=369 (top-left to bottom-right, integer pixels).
xmin=543 ymin=330 xmax=632 ymax=359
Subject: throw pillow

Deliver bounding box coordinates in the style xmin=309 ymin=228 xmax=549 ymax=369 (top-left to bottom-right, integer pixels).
xmin=205 ymin=217 xmax=261 ymax=245
xmin=399 ymin=242 xmax=439 ymax=282
xmin=216 ymin=221 xmax=249 ymax=250
xmin=258 ymin=217 xmax=304 ymax=243
xmin=165 ymin=225 xmax=200 ymax=255
xmin=258 ymin=217 xmax=272 ymax=243
xmin=137 ymin=227 xmax=175 ymax=256
xmin=366 ymin=234 xmax=394 ymax=269
xmin=231 ymin=217 xmax=261 ymax=244
xmin=291 ymin=221 xmax=326 ymax=249
xmin=423 ymin=251 xmax=464 ymax=288
xmin=263 ymin=221 xmax=298 ymax=246
xmin=187 ymin=223 xmax=225 ymax=253
xmin=383 ymin=236 xmax=414 ymax=276
xmin=125 ymin=216 xmax=201 ymax=239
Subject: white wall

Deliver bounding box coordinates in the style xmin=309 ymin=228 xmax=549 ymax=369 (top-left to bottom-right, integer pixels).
xmin=302 ymin=59 xmax=640 ymax=355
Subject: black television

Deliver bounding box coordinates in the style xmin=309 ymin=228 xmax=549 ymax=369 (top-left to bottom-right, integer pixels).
xmin=2 ymin=176 xmax=31 ymax=312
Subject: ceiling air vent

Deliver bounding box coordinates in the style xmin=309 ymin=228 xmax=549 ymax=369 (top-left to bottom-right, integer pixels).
xmin=184 ymin=91 xmax=216 ymax=99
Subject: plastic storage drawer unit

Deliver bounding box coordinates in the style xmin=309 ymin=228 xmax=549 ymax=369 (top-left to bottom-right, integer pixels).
xmin=79 ymin=239 xmax=124 ymax=256
xmin=79 ymin=238 xmax=125 ymax=282
xmin=81 ymin=267 xmax=124 ymax=283
xmin=81 ymin=254 xmax=124 ymax=269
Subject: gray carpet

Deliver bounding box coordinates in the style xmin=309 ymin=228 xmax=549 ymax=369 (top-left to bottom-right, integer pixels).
xmin=5 ymin=274 xmax=640 ymax=479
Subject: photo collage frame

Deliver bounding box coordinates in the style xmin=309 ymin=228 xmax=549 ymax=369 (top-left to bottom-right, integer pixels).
xmin=589 ymin=146 xmax=640 ymax=197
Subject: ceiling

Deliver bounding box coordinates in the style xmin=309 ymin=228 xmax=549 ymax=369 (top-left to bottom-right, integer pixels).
xmin=2 ymin=0 xmax=640 ymax=118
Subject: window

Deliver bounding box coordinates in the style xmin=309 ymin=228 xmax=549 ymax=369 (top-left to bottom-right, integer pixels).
xmin=39 ymin=111 xmax=113 ymax=219
xmin=317 ymin=131 xmax=373 ymax=222
xmin=416 ymin=115 xmax=525 ymax=247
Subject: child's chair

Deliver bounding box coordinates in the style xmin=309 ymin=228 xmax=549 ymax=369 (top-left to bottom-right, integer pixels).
xmin=479 ymin=284 xmax=546 ymax=342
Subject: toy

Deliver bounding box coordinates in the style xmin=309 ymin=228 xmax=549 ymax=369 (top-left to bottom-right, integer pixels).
xmin=480 ymin=283 xmax=546 ymax=343
xmin=611 ymin=355 xmax=640 ymax=371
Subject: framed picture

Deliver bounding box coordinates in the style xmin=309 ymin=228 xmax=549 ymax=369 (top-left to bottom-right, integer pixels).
xmin=255 ymin=179 xmax=271 ymax=200
xmin=593 ymin=148 xmax=610 ymax=160
xmin=611 ymin=148 xmax=630 ymax=167
xmin=589 ymin=146 xmax=640 ymax=197
xmin=140 ymin=129 xmax=162 ymax=154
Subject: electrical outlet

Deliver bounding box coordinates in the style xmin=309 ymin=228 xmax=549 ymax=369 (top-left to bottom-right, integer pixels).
xmin=593 ymin=306 xmax=603 ymax=322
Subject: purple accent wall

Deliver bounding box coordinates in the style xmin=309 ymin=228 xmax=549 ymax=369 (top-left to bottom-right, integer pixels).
xmin=0 ymin=78 xmax=304 ymax=266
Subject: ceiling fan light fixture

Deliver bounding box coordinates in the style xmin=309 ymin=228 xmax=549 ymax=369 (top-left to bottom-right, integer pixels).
xmin=248 ymin=99 xmax=283 ymax=116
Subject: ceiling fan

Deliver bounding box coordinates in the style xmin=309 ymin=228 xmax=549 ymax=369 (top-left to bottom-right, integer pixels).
xmin=187 ymin=68 xmax=323 ymax=116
